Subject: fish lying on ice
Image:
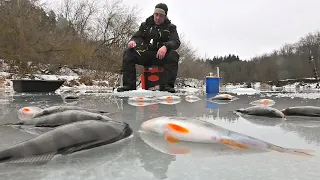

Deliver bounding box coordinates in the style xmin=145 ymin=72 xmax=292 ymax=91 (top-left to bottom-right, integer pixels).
xmin=140 ymin=116 xmax=313 ymax=156
xmin=139 ymin=131 xmax=268 ymax=157
xmin=281 ymin=106 xmax=320 ymax=117
xmin=211 ymin=94 xmax=236 ymax=101
xmin=11 ymin=110 xmax=112 ymax=127
xmin=0 ymin=120 xmax=133 ymax=164
xmin=157 ymin=95 xmax=181 ymax=101
xmin=185 ymin=95 xmax=201 ymax=103
xmin=235 ymin=106 xmax=285 ymax=118
xmin=249 ymin=99 xmax=275 ymax=107
xmin=18 ymin=105 xmax=109 ymax=121
xmin=18 ymin=107 xmax=43 ymax=121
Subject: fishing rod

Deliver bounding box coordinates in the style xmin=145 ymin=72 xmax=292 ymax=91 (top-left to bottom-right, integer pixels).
xmin=308 ymin=55 xmax=318 ymax=80
xmin=308 ymin=51 xmax=320 ymax=88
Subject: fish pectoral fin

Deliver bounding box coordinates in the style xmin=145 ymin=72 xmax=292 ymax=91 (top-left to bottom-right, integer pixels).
xmin=5 ymin=153 xmax=56 ymax=164
xmin=164 ymin=135 xmax=180 ymax=143
xmin=268 ymin=145 xmax=315 ymax=156
xmin=219 ymin=139 xmax=249 ymax=149
xmin=163 ymin=131 xmax=180 ymax=143
xmin=167 ymin=123 xmax=189 ymax=134
xmin=58 ymin=139 xmax=99 ymax=155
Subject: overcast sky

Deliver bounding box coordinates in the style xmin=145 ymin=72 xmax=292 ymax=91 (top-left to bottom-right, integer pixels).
xmin=44 ymin=0 xmax=320 ymax=60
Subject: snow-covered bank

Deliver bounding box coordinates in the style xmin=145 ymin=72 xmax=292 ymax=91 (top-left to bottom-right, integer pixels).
xmin=1 ymin=59 xmax=320 ymax=95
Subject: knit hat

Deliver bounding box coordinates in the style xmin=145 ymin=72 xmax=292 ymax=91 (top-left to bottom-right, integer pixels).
xmin=154 ymin=3 xmax=168 ymax=15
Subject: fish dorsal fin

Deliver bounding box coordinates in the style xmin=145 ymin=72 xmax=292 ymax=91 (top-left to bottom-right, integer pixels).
xmin=167 ymin=123 xmax=189 ymax=134
xmin=5 ymin=153 xmax=56 ymax=164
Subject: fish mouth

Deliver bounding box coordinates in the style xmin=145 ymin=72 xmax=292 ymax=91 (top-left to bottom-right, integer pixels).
xmin=235 ymin=108 xmax=245 ymax=113
xmin=140 ymin=116 xmax=170 ymax=134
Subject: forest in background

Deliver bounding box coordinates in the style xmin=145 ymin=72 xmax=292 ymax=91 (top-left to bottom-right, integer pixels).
xmin=0 ymin=0 xmax=319 ymax=84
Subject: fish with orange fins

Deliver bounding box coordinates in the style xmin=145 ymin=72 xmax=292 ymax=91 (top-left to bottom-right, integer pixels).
xmin=157 ymin=95 xmax=181 ymax=105
xmin=249 ymin=99 xmax=275 ymax=107
xmin=211 ymin=93 xmax=236 ymax=101
xmin=235 ymin=106 xmax=285 ymax=118
xmin=128 ymin=96 xmax=158 ymax=107
xmin=18 ymin=106 xmax=43 ymax=121
xmin=128 ymin=96 xmax=155 ymax=102
xmin=185 ymin=95 xmax=201 ymax=103
xmin=139 ymin=130 xmax=268 ymax=157
xmin=157 ymin=95 xmax=181 ymax=101
xmin=140 ymin=116 xmax=314 ymax=156
xmin=17 ymin=105 xmax=109 ymax=121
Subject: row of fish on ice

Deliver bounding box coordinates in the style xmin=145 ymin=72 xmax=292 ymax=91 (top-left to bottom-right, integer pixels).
xmin=0 ymin=96 xmax=315 ymax=165
xmin=139 ymin=93 xmax=319 ymax=157
xmin=127 ymin=95 xmax=201 ymax=106
xmin=210 ymin=93 xmax=320 ymax=119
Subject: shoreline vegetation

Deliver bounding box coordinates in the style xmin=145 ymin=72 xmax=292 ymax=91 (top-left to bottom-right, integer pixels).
xmin=0 ymin=0 xmax=320 ymax=91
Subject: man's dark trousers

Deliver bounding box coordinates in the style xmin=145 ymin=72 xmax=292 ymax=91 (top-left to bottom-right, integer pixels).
xmin=121 ymin=48 xmax=179 ymax=89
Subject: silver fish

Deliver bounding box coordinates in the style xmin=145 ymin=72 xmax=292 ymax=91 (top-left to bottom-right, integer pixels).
xmin=33 ymin=105 xmax=109 ymax=118
xmin=281 ymin=106 xmax=320 ymax=117
xmin=236 ymin=106 xmax=285 ymax=118
xmin=140 ymin=116 xmax=314 ymax=156
xmin=0 ymin=120 xmax=133 ymax=164
xmin=12 ymin=110 xmax=112 ymax=127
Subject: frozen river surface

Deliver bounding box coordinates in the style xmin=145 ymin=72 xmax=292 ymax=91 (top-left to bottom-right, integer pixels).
xmin=0 ymin=89 xmax=319 ymax=180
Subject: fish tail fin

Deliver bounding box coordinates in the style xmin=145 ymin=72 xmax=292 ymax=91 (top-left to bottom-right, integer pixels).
xmin=268 ymin=145 xmax=314 ymax=156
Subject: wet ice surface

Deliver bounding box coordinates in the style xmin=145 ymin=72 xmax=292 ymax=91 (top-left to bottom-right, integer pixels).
xmin=0 ymin=90 xmax=320 ymax=180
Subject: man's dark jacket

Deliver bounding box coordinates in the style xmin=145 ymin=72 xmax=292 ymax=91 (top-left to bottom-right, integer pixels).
xmin=130 ymin=15 xmax=181 ymax=52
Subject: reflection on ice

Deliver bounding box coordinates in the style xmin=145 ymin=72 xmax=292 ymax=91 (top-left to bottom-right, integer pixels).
xmin=280 ymin=122 xmax=320 ymax=145
xmin=128 ymin=101 xmax=158 ymax=107
xmin=158 ymin=99 xmax=181 ymax=105
xmin=235 ymin=113 xmax=285 ymax=127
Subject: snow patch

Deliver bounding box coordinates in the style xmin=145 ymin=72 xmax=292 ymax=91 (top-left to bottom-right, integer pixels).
xmin=228 ymin=88 xmax=260 ymax=95
xmin=274 ymin=92 xmax=320 ymax=99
